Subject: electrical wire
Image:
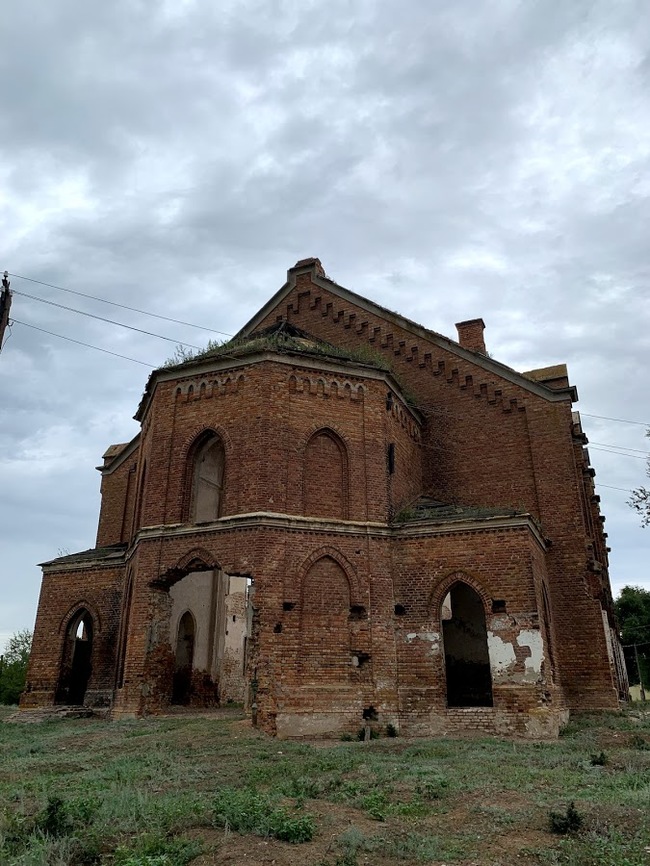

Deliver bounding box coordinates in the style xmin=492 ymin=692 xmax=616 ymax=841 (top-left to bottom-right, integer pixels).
xmin=11 ymin=319 xmax=155 ymax=367
xmin=7 ymin=271 xmax=233 ymax=337
xmin=590 ymin=442 xmax=650 ymax=455
xmin=12 ymin=289 xmax=203 ymax=349
xmin=598 ymin=484 xmax=635 ymax=493
xmin=590 ymin=447 xmax=648 ymax=461
xmin=581 ymin=412 xmax=649 ymax=427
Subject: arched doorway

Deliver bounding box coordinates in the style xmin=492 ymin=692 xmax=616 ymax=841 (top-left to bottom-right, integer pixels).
xmin=441 ymin=582 xmax=493 ymax=707
xmin=172 ymin=611 xmax=195 ymax=704
xmin=57 ymin=609 xmax=94 ymax=705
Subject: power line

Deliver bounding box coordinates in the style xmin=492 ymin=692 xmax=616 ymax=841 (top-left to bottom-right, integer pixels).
xmin=590 ymin=446 xmax=649 ymax=461
xmin=598 ymin=484 xmax=635 ymax=493
xmin=582 ymin=412 xmax=649 ymax=427
xmin=8 ymin=271 xmax=233 ymax=337
xmin=12 ymin=289 xmax=202 ymax=349
xmin=11 ymin=319 xmax=155 ymax=367
xmin=590 ymin=442 xmax=650 ymax=455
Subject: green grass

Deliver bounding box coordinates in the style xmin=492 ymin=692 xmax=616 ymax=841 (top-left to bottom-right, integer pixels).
xmin=1 ymin=707 xmax=649 ymax=864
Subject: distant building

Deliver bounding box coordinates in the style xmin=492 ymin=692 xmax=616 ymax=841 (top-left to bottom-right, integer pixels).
xmin=22 ymin=259 xmax=627 ymax=736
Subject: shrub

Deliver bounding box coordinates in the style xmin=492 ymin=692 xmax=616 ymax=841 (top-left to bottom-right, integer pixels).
xmin=212 ymin=787 xmax=314 ymax=843
xmin=549 ymin=801 xmax=584 ymax=835
xmin=112 ymin=833 xmax=201 ymax=866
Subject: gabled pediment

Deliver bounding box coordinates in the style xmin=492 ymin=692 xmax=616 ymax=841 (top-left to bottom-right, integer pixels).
xmin=237 ymin=258 xmax=577 ymax=404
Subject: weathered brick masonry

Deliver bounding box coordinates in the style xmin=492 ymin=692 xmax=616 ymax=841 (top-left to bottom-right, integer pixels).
xmin=22 ymin=258 xmax=627 ymax=737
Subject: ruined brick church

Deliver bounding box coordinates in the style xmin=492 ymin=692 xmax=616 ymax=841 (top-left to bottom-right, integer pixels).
xmin=23 ymin=258 xmax=628 ymax=737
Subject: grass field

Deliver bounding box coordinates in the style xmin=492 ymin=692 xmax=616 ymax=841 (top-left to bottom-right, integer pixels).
xmin=0 ymin=704 xmax=649 ymax=866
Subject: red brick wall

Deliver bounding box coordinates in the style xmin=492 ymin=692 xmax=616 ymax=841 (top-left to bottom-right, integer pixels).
xmin=252 ymin=269 xmax=618 ymax=711
xmin=96 ymin=456 xmax=138 ymax=547
xmin=22 ymin=564 xmax=125 ymax=709
xmin=28 ymin=263 xmax=620 ymax=733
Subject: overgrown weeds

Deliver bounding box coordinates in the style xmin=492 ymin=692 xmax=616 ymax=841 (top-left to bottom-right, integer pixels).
xmin=212 ymin=787 xmax=314 ymax=842
xmin=1 ymin=709 xmax=649 ymax=864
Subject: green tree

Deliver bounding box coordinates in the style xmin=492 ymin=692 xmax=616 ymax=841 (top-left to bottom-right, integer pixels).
xmin=0 ymin=629 xmax=32 ymax=704
xmin=628 ymin=429 xmax=650 ymax=527
xmin=615 ymin=586 xmax=650 ymax=688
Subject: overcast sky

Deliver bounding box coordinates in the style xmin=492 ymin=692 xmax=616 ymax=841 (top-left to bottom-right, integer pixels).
xmin=1 ymin=0 xmax=650 ymax=652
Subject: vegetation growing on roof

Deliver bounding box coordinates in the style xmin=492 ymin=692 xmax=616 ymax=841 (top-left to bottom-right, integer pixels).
xmin=161 ymin=330 xmax=393 ymax=373
xmin=157 ymin=323 xmax=423 ymax=411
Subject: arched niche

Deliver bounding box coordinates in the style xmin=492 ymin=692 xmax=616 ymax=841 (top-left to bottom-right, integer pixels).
xmin=300 ymin=556 xmax=351 ymax=683
xmin=303 ymin=429 xmax=348 ymax=519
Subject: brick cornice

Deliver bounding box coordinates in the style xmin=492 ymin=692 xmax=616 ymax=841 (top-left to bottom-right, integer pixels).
xmin=134 ymin=351 xmax=422 ymax=427
xmin=41 ymin=510 xmax=547 ymax=574
xmin=133 ymin=510 xmax=548 ymax=550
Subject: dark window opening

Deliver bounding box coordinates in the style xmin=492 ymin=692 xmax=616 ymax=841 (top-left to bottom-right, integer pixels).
xmin=394 ymin=604 xmax=406 ymax=616
xmin=442 ymin=583 xmax=493 ymax=708
xmin=172 ymin=610 xmax=195 ymax=705
xmin=387 ymin=443 xmax=395 ymax=474
xmin=56 ymin=609 xmax=94 ymax=706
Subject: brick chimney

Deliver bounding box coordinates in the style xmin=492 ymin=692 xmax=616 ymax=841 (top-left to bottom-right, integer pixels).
xmin=455 ymin=318 xmax=486 ymax=354
xmin=292 ymin=257 xmax=326 ymax=277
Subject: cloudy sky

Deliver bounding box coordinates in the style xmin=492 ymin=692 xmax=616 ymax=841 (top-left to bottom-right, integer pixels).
xmin=1 ymin=0 xmax=650 ymax=652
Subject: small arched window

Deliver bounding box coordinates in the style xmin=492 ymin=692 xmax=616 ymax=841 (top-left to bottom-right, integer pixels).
xmin=191 ymin=435 xmax=225 ymax=522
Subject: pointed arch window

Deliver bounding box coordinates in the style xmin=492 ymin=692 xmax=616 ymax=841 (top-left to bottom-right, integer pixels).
xmin=191 ymin=435 xmax=225 ymax=522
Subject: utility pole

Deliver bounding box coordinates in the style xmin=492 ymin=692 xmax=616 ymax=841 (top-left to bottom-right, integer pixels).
xmin=0 ymin=271 xmax=12 ymax=351
xmin=633 ymin=643 xmax=647 ymax=702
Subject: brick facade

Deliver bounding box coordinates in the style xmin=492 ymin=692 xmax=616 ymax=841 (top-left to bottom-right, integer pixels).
xmin=21 ymin=258 xmax=627 ymax=737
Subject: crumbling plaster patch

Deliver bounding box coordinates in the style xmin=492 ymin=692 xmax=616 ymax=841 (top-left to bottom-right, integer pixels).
xmin=487 ymin=632 xmax=516 ymax=678
xmin=488 ymin=629 xmax=544 ymax=683
xmin=517 ymin=629 xmax=543 ymax=680
xmin=405 ymin=631 xmax=441 ymax=655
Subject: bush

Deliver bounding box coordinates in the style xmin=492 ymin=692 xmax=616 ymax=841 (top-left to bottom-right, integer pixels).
xmin=112 ymin=832 xmax=202 ymax=866
xmin=0 ymin=630 xmax=32 ymax=705
xmin=549 ymin=801 xmax=584 ymax=834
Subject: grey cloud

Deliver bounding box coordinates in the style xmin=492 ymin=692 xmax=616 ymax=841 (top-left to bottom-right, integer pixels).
xmin=1 ymin=0 xmax=649 ymax=641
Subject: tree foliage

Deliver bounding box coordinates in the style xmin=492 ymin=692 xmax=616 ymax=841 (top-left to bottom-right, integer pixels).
xmin=628 ymin=429 xmax=650 ymax=527
xmin=0 ymin=629 xmax=32 ymax=704
xmin=615 ymin=586 xmax=650 ymax=687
